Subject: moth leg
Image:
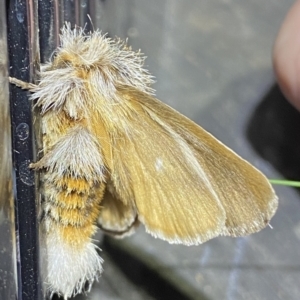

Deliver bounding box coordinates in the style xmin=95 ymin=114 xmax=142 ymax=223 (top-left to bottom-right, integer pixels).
xmin=32 ymin=127 xmax=106 ymax=298
xmin=9 ymin=76 xmax=37 ymax=90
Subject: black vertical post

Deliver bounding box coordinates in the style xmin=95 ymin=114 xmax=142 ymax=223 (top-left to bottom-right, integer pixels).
xmin=7 ymin=0 xmax=42 ymax=299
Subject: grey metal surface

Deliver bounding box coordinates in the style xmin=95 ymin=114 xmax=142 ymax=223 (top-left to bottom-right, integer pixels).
xmin=75 ymin=1 xmax=300 ymax=300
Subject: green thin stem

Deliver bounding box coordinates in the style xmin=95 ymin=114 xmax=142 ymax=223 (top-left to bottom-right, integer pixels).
xmin=269 ymin=179 xmax=300 ymax=187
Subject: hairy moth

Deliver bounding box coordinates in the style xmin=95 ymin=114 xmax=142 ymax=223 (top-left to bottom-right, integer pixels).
xmin=10 ymin=24 xmax=278 ymax=299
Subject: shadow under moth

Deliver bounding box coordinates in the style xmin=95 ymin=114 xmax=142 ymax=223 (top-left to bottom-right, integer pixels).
xmin=9 ymin=24 xmax=278 ymax=299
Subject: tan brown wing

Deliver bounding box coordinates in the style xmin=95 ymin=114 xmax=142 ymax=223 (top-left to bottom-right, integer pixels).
xmin=137 ymin=92 xmax=278 ymax=237
xmin=106 ymin=88 xmax=277 ymax=245
xmin=98 ymin=185 xmax=139 ymax=237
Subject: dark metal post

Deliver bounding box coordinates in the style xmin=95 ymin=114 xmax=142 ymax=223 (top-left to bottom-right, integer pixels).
xmin=7 ymin=0 xmax=42 ymax=299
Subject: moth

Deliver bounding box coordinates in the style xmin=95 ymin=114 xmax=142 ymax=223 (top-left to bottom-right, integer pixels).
xmin=10 ymin=24 xmax=278 ymax=299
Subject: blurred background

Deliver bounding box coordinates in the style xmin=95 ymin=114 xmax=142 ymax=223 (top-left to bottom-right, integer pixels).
xmin=3 ymin=0 xmax=300 ymax=299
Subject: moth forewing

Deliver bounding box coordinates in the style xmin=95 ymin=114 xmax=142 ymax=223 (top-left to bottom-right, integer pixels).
xmin=106 ymin=88 xmax=278 ymax=244
xmin=9 ymin=23 xmax=278 ymax=299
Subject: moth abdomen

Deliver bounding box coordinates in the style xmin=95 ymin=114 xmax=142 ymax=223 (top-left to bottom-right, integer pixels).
xmin=30 ymin=123 xmax=108 ymax=298
xmin=44 ymin=179 xmax=103 ymax=227
xmin=41 ymin=173 xmax=106 ymax=298
xmin=44 ymin=176 xmax=105 ymax=238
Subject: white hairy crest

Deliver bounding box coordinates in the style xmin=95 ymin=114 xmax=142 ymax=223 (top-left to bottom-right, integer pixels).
xmin=31 ymin=24 xmax=155 ymax=114
xmin=34 ymin=127 xmax=106 ymax=181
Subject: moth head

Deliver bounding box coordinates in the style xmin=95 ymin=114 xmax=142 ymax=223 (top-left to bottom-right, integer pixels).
xmin=30 ymin=24 xmax=155 ymax=118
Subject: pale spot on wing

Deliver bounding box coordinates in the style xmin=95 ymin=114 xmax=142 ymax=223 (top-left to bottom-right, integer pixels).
xmin=155 ymin=158 xmax=163 ymax=171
